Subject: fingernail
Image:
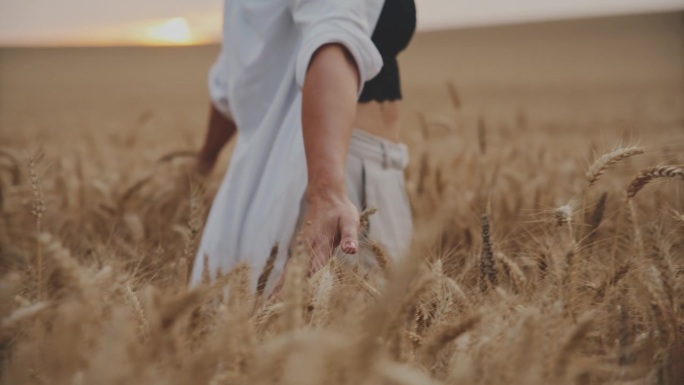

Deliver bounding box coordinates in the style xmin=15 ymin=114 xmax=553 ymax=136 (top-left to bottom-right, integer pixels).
xmin=343 ymin=241 xmax=356 ymax=252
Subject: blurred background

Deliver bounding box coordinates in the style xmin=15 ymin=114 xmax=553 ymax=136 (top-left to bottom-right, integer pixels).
xmin=1 ymin=0 xmax=683 ymax=153
xmin=1 ymin=0 xmax=682 ymax=46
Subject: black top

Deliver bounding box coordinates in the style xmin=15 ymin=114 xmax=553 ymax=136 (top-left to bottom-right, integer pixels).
xmin=358 ymin=0 xmax=417 ymax=103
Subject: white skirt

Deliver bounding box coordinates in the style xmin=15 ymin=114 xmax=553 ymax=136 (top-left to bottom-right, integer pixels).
xmin=191 ymin=129 xmax=412 ymax=292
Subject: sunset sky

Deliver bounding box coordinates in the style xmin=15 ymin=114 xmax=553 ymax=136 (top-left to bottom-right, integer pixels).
xmin=0 ymin=0 xmax=682 ymax=46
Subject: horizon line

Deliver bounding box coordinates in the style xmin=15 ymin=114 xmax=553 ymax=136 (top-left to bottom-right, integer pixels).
xmin=1 ymin=8 xmax=680 ymax=49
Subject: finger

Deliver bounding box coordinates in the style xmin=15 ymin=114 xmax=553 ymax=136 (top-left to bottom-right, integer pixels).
xmin=338 ymin=212 xmax=360 ymax=254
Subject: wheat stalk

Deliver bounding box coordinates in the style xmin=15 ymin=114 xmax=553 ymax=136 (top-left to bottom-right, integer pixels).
xmin=495 ymin=252 xmax=527 ymax=291
xmin=27 ymin=151 xmax=45 ymax=298
xmin=552 ymin=311 xmax=596 ymax=380
xmin=416 ymin=152 xmax=430 ymax=196
xmin=1 ymin=302 xmax=49 ymax=330
xmin=447 ymin=81 xmax=461 ymax=110
xmin=477 ymin=116 xmax=487 ymax=155
xmin=585 ymin=192 xmax=607 ymax=247
xmin=118 ymin=173 xmax=154 ymax=212
xmin=386 ymin=275 xmax=435 ymax=359
xmin=593 ymin=260 xmax=632 ymax=301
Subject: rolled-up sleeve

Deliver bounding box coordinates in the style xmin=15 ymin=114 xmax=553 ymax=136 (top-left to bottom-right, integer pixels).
xmin=289 ymin=0 xmax=384 ymax=94
xmin=208 ymin=52 xmax=233 ymax=118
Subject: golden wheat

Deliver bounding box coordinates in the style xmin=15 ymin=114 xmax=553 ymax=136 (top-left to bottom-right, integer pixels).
xmin=1 ymin=78 xmax=683 ymax=385
xmin=626 ymin=165 xmax=684 ymax=199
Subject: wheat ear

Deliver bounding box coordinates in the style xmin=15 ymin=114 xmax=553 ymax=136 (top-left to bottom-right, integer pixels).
xmin=368 ymin=240 xmax=390 ymax=271
xmin=479 ymin=213 xmax=497 ymax=292
xmin=420 ymin=314 xmax=480 ymax=366
xmin=586 ymin=146 xmax=644 ymax=187
xmin=626 ymin=165 xmax=684 ymax=198
xmin=669 ymin=209 xmax=684 ymax=226
xmin=256 ymin=244 xmax=278 ymax=301
xmin=495 ymin=252 xmax=527 ymax=292
xmin=580 ymin=146 xmax=643 ymax=242
xmin=359 ymin=207 xmax=377 ymax=238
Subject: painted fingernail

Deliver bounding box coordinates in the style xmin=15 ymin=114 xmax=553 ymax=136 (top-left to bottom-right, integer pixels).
xmin=343 ymin=241 xmax=356 ymax=252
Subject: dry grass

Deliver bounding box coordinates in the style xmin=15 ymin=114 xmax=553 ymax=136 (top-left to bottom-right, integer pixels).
xmin=2 ymin=66 xmax=684 ymax=385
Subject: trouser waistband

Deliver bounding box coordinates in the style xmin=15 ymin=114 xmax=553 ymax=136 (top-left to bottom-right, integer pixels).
xmin=348 ymin=129 xmax=409 ymax=170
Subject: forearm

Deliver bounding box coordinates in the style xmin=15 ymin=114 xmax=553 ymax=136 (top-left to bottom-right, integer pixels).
xmin=200 ymin=103 xmax=237 ymax=162
xmin=301 ymin=44 xmax=360 ymax=199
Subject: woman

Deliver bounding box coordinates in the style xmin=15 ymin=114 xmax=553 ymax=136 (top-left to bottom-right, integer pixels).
xmin=191 ymin=0 xmax=416 ymax=293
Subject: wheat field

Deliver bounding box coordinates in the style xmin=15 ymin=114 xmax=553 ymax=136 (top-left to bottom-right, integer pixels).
xmin=1 ymin=13 xmax=684 ymax=385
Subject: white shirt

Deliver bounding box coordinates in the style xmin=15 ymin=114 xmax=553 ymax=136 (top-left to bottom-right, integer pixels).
xmin=191 ymin=0 xmax=385 ymax=290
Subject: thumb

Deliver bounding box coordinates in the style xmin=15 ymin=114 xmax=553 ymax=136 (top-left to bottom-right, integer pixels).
xmin=338 ymin=210 xmax=360 ymax=254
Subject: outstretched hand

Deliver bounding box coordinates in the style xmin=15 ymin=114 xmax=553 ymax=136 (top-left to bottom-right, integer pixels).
xmin=268 ymin=189 xmax=359 ymax=300
xmin=300 ymin=188 xmax=360 ymax=275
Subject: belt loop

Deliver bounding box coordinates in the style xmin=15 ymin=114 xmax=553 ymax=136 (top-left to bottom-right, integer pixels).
xmin=380 ymin=141 xmax=388 ymax=169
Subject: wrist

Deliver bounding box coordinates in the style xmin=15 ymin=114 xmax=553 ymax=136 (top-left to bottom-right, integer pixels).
xmin=305 ymin=176 xmax=347 ymax=204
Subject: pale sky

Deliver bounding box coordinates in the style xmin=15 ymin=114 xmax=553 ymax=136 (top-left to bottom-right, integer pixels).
xmin=0 ymin=0 xmax=682 ymax=46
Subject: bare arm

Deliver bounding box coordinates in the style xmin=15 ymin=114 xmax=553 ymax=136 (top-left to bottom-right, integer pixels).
xmin=196 ymin=103 xmax=237 ymax=175
xmin=299 ymin=43 xmax=361 ymax=272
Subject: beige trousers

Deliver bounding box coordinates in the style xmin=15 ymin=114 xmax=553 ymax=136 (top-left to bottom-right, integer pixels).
xmin=297 ymin=129 xmax=413 ymax=268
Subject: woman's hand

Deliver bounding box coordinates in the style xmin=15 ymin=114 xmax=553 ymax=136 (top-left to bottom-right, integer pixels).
xmin=300 ymin=185 xmax=359 ymax=274
xmin=269 ymin=185 xmax=358 ymax=299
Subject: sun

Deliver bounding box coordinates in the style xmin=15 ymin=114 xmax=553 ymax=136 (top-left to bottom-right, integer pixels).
xmin=144 ymin=17 xmax=193 ymax=45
